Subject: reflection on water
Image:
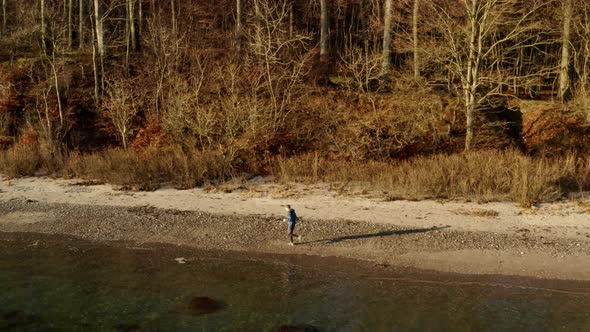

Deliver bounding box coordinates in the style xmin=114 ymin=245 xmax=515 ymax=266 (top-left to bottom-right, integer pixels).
xmin=1 ymin=234 xmax=589 ymax=332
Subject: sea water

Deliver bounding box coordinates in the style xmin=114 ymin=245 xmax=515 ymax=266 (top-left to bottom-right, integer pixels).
xmin=1 ymin=233 xmax=589 ymax=332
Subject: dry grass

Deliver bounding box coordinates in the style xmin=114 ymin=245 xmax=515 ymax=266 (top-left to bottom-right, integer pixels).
xmin=64 ymin=147 xmax=231 ymax=190
xmin=273 ymin=152 xmax=323 ymax=184
xmin=272 ymin=150 xmax=590 ymax=206
xmin=3 ymin=144 xmax=590 ymax=206
xmin=0 ymin=145 xmax=44 ymax=177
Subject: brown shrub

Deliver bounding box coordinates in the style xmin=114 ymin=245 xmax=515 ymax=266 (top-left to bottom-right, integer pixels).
xmin=131 ymin=121 xmax=168 ymax=151
xmin=522 ymin=103 xmax=590 ymax=155
xmin=321 ymin=91 xmax=454 ymax=160
xmin=19 ymin=128 xmax=40 ymax=146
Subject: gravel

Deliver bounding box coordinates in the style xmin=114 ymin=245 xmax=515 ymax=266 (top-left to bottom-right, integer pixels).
xmin=1 ymin=199 xmax=588 ymax=261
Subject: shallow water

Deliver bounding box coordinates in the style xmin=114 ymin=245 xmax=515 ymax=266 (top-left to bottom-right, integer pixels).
xmin=1 ymin=233 xmax=589 ymax=332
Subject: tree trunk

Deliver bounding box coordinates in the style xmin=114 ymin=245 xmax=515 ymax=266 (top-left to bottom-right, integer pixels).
xmin=92 ymin=25 xmax=99 ymax=105
xmin=463 ymin=0 xmax=481 ymax=151
xmin=41 ymin=0 xmax=46 ymax=53
xmin=412 ymin=0 xmax=420 ymax=81
xmin=320 ymin=0 xmax=328 ymax=61
xmin=121 ymin=128 xmax=127 ymax=150
xmin=128 ymin=0 xmax=136 ymax=51
xmin=253 ymin=0 xmax=261 ymax=54
xmin=464 ymin=92 xmax=475 ymax=151
xmin=93 ymin=0 xmax=104 ymax=101
xmin=50 ymin=59 xmax=64 ymax=127
xmin=235 ymin=0 xmax=242 ymax=51
xmin=171 ymin=0 xmax=176 ymax=37
xmin=289 ymin=1 xmax=293 ymax=39
xmin=580 ymin=8 xmax=590 ymax=121
xmin=125 ymin=0 xmax=130 ymax=70
xmin=94 ymin=0 xmax=104 ymax=57
xmin=68 ymin=0 xmax=73 ymax=48
xmin=360 ymin=0 xmax=368 ymax=54
xmin=380 ymin=0 xmax=393 ymax=87
xmin=79 ymin=0 xmax=84 ymax=48
xmin=584 ymin=33 xmax=590 ymax=120
xmin=138 ymin=0 xmax=142 ymax=48
xmin=2 ymin=0 xmax=6 ymax=36
xmin=559 ymin=0 xmax=573 ymax=101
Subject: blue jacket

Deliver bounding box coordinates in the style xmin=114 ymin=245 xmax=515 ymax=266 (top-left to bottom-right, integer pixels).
xmin=287 ymin=209 xmax=297 ymax=224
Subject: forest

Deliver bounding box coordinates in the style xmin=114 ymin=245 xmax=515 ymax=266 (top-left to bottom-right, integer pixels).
xmin=1 ymin=0 xmax=590 ymax=205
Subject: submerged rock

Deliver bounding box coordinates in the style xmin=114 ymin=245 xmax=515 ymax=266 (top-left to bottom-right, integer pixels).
xmin=188 ymin=297 xmax=224 ymax=315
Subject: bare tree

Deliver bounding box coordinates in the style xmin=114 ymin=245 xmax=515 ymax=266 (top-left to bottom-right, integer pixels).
xmin=105 ymin=79 xmax=138 ymax=150
xmin=251 ymin=0 xmax=262 ymax=55
xmin=235 ymin=0 xmax=242 ymax=51
xmin=128 ymin=0 xmax=136 ymax=51
xmin=137 ymin=0 xmax=142 ymax=46
xmin=41 ymin=0 xmax=46 ymax=53
xmin=91 ymin=0 xmax=105 ymax=104
xmin=434 ymin=0 xmax=547 ymax=150
xmin=79 ymin=0 xmax=84 ymax=48
xmin=144 ymin=15 xmax=182 ymax=116
xmin=125 ymin=0 xmax=136 ymax=70
xmin=162 ymin=58 xmax=213 ymax=149
xmin=93 ymin=0 xmax=103 ymax=57
xmin=289 ymin=0 xmax=293 ymax=38
xmin=46 ymin=44 xmax=64 ymax=130
xmin=68 ymin=0 xmax=73 ymax=48
xmin=248 ymin=0 xmax=313 ymax=132
xmin=34 ymin=8 xmax=72 ymax=153
xmin=339 ymin=45 xmax=382 ymax=92
xmin=2 ymin=0 xmax=6 ymax=36
xmin=413 ymin=0 xmax=420 ymax=81
xmin=572 ymin=3 xmax=590 ymax=120
xmin=320 ymin=0 xmax=328 ymax=61
xmin=559 ymin=0 xmax=573 ymax=101
xmin=170 ymin=0 xmax=176 ymax=37
xmin=380 ymin=0 xmax=393 ymax=86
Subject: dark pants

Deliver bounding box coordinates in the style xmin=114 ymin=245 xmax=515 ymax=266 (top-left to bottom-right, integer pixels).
xmin=288 ymin=222 xmax=296 ymax=243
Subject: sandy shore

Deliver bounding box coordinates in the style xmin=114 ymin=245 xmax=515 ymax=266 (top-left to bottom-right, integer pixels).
xmin=1 ymin=176 xmax=589 ymax=281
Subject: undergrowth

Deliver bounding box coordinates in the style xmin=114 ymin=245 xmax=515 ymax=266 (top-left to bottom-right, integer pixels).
xmin=2 ymin=146 xmax=589 ymax=206
xmin=271 ymin=150 xmax=590 ymax=206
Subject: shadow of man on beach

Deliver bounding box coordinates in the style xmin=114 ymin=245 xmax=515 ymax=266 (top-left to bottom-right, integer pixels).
xmin=300 ymin=225 xmax=450 ymax=245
